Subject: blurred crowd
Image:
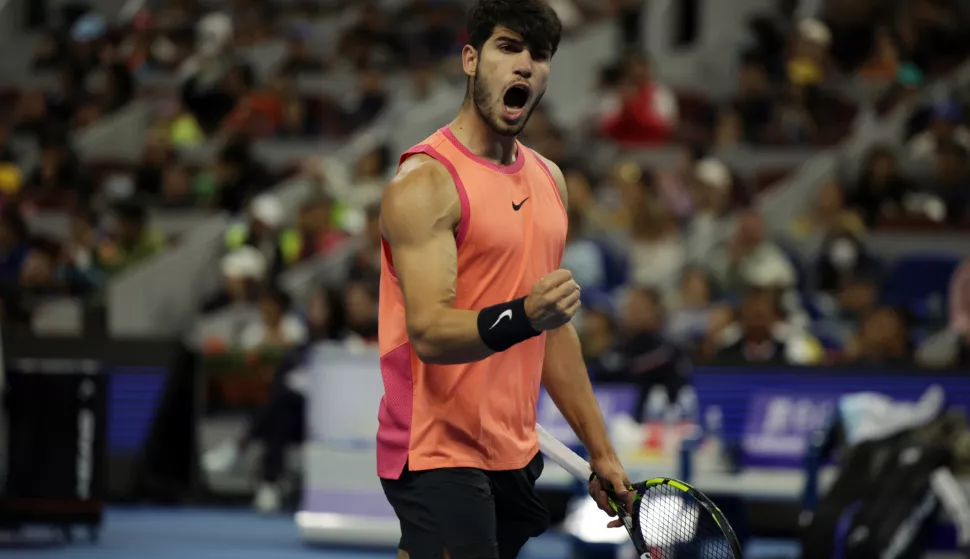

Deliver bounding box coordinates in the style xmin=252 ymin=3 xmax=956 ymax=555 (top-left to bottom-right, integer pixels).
xmin=1 ymin=0 xmax=970 ymax=511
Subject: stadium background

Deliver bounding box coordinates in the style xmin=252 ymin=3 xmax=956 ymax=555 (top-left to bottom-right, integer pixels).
xmin=1 ymin=0 xmax=970 ymax=557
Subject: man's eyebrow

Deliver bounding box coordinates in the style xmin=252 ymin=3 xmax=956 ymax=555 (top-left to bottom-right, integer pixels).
xmin=494 ymin=35 xmax=525 ymax=45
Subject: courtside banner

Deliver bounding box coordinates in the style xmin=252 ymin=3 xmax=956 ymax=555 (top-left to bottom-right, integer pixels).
xmin=741 ymin=391 xmax=837 ymax=468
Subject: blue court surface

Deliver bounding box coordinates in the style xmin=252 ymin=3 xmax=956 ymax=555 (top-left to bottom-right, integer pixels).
xmin=1 ymin=507 xmax=572 ymax=559
xmin=2 ymin=507 xmax=804 ymax=559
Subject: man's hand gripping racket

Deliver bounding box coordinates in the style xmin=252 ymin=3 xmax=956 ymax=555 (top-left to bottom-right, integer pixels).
xmin=536 ymin=423 xmax=744 ymax=559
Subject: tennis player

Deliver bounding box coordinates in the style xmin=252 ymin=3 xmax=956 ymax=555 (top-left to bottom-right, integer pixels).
xmin=376 ymin=1 xmax=632 ymax=557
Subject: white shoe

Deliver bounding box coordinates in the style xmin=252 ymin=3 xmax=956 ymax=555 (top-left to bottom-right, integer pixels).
xmin=202 ymin=442 xmax=241 ymax=474
xmin=253 ymin=483 xmax=282 ymax=514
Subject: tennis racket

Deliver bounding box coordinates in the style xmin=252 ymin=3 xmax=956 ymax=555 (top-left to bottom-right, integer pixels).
xmin=536 ymin=423 xmax=743 ymax=559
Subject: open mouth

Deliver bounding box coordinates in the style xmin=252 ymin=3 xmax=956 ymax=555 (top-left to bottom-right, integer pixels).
xmin=502 ymin=83 xmax=531 ymax=120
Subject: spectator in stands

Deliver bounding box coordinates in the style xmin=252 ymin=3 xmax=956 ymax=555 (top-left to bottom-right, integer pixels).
xmin=342 ymin=68 xmax=388 ymax=134
xmin=96 ymin=202 xmax=166 ymax=275
xmin=61 ymin=207 xmax=106 ymax=295
xmin=848 ymin=145 xmax=914 ymax=226
xmin=563 ymin=208 xmax=607 ymax=291
xmin=712 ymin=289 xmax=821 ymax=365
xmin=812 ymin=229 xmax=881 ymax=321
xmin=0 ymin=125 xmax=17 ymax=164
xmin=908 ymin=101 xmax=970 ymax=163
xmin=577 ymin=301 xmax=617 ymax=378
xmin=710 ymin=210 xmax=796 ymax=293
xmin=921 ymin=139 xmax=970 ymax=223
xmin=724 ymin=55 xmax=775 ymax=145
xmin=771 ymin=83 xmax=818 ymax=146
xmin=597 ymin=160 xmax=650 ymax=234
xmin=204 ymin=349 xmax=308 ymax=514
xmin=18 ymin=238 xmax=63 ymax=299
xmin=562 ymin=165 xmax=611 ymax=234
xmin=787 ymin=19 xmax=830 ymax=88
xmin=305 ymin=144 xmax=392 ymax=224
xmin=279 ymin=22 xmax=325 ymax=76
xmin=790 ymin=180 xmax=865 ymax=240
xmin=714 ymin=109 xmax=744 ymax=149
xmin=844 ymin=306 xmax=913 ymax=366
xmin=221 ymin=64 xmax=285 ymax=139
xmin=596 ymin=287 xmax=691 ymax=418
xmin=294 ymin=195 xmax=347 ymax=264
xmin=202 ymin=246 xmax=266 ymax=313
xmin=87 ymin=50 xmax=135 ymax=120
xmin=179 ymin=13 xmax=243 ymax=133
xmin=239 ymin=287 xmax=308 ymax=351
xmin=159 ymin=161 xmax=199 ymax=208
xmin=307 ymin=286 xmax=343 ymax=342
xmin=627 ymin=193 xmax=686 ymax=299
xmin=655 ymin=144 xmax=702 ymax=222
xmin=225 ymin=194 xmax=286 ymax=278
xmin=686 ymin=157 xmax=736 ymax=263
xmin=897 ymin=0 xmax=970 ymax=75
xmin=666 ymin=267 xmax=724 ymax=349
xmin=342 ymin=279 xmax=378 ymax=343
xmin=214 ymin=139 xmax=272 ymax=213
xmin=23 ymin=128 xmax=93 ymax=208
xmin=858 ymin=26 xmax=900 ymax=84
xmin=347 ymin=204 xmax=382 ymax=283
xmin=918 ymin=259 xmax=970 ymax=367
xmin=0 ymin=208 xmax=29 ymax=283
xmin=14 ymin=90 xmax=51 ymax=138
xmin=952 ymin=258 xmax=970 ymax=337
xmin=135 ymin=132 xmax=176 ymax=198
xmin=598 ymin=54 xmax=678 ymax=147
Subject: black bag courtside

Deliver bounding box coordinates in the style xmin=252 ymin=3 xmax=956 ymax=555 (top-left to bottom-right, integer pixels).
xmin=841 ymin=443 xmax=951 ymax=559
xmin=802 ymin=438 xmax=951 ymax=559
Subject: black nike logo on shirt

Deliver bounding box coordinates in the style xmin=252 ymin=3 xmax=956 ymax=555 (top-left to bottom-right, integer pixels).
xmin=512 ymin=198 xmax=529 ymax=211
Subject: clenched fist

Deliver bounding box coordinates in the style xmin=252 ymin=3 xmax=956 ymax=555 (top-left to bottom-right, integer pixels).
xmin=525 ymin=269 xmax=581 ymax=331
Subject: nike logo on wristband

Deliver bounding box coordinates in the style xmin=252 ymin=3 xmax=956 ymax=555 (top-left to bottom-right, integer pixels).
xmin=490 ymin=309 xmax=513 ymax=330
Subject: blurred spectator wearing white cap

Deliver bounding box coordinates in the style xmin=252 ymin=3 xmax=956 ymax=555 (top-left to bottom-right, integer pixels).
xmin=709 ymin=209 xmax=796 ymax=293
xmin=225 ymin=194 xmax=288 ymax=277
xmin=908 ymin=101 xmax=970 ymax=163
xmin=685 ymin=157 xmax=736 ymax=263
xmin=202 ymin=246 xmax=267 ymax=313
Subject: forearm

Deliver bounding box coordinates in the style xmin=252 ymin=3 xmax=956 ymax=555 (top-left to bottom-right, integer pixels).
xmin=408 ymin=308 xmax=494 ymax=365
xmin=542 ymin=323 xmax=616 ymax=460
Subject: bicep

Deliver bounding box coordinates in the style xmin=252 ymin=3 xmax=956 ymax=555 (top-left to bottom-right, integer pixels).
xmin=381 ymin=160 xmax=462 ymax=327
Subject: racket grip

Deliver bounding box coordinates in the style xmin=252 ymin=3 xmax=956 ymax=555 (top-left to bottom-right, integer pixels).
xmin=535 ymin=423 xmax=592 ymax=481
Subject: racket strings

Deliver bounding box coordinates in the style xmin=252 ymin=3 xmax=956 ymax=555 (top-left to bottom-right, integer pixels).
xmin=636 ymin=484 xmax=735 ymax=558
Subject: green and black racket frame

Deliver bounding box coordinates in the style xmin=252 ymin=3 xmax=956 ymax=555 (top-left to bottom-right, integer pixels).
xmin=536 ymin=423 xmax=744 ymax=558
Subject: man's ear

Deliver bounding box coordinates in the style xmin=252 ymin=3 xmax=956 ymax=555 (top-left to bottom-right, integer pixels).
xmin=461 ymin=44 xmax=478 ymax=78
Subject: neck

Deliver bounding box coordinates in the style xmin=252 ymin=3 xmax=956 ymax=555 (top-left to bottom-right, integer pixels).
xmin=449 ymin=101 xmax=518 ymax=166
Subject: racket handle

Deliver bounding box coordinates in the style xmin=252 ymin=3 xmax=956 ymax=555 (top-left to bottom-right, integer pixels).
xmin=535 ymin=423 xmax=592 ymax=481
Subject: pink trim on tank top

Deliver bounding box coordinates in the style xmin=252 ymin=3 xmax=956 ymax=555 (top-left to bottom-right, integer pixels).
xmin=440 ymin=126 xmax=526 ymax=175
xmin=376 ymin=342 xmax=414 ymax=479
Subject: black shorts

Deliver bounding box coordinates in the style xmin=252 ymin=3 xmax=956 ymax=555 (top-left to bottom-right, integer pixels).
xmin=380 ymin=453 xmax=550 ymax=559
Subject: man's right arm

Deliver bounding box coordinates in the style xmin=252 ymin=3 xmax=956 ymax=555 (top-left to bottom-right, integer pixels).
xmin=381 ymin=155 xmax=498 ymax=365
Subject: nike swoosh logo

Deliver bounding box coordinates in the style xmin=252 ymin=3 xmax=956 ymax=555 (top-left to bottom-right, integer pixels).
xmin=489 ymin=309 xmax=513 ymax=329
xmin=512 ymin=198 xmax=529 ymax=211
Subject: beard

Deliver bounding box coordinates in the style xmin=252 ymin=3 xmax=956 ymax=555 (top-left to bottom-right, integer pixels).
xmin=469 ymin=72 xmax=543 ymax=137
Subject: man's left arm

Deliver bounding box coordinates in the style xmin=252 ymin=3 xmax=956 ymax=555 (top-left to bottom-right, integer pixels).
xmin=536 ymin=154 xmax=631 ymax=525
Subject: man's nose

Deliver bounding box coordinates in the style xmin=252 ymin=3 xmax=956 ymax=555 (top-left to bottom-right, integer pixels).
xmin=514 ymin=66 xmax=533 ymax=80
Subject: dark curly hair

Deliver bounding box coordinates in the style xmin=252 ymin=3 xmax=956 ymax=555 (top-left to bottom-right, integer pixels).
xmin=466 ymin=0 xmax=562 ymax=59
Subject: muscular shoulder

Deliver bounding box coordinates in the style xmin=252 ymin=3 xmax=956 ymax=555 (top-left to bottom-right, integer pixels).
xmin=381 ymin=154 xmax=462 ymax=239
xmin=532 ymin=150 xmax=568 ymax=211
